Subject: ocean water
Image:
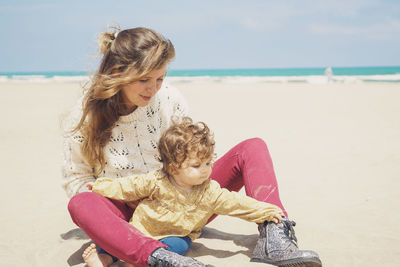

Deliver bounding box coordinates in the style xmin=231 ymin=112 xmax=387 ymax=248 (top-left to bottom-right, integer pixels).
xmin=1 ymin=66 xmax=399 ymax=84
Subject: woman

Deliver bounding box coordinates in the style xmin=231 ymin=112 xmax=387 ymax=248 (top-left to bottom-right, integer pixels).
xmin=63 ymin=26 xmax=321 ymax=267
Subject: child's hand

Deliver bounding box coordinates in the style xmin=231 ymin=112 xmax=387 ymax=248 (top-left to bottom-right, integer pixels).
xmin=271 ymin=211 xmax=285 ymax=224
xmin=86 ymin=182 xmax=94 ymax=191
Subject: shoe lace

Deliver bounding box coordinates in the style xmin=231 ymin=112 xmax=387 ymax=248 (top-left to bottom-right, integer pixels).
xmin=282 ymin=219 xmax=298 ymax=246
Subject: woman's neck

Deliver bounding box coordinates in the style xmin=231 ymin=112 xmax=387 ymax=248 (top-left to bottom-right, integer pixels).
xmin=120 ymin=104 xmax=138 ymax=115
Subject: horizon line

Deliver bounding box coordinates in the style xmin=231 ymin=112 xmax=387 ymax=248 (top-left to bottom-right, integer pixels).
xmin=2 ymin=65 xmax=400 ymax=74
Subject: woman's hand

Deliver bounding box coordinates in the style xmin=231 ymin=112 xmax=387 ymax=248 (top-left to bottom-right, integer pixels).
xmin=86 ymin=183 xmax=94 ymax=191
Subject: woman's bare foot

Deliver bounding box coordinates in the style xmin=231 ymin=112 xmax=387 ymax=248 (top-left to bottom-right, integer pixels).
xmin=82 ymin=243 xmax=113 ymax=267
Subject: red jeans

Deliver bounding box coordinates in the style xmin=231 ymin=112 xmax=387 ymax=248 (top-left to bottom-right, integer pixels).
xmin=68 ymin=138 xmax=287 ymax=266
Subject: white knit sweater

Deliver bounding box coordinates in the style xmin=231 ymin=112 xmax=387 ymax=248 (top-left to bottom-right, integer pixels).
xmin=62 ymin=84 xmax=188 ymax=198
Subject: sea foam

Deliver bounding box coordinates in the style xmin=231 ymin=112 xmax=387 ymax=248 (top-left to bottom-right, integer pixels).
xmin=1 ymin=68 xmax=399 ymax=84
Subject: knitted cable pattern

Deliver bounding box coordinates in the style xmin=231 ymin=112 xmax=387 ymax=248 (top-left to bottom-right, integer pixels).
xmin=61 ymin=84 xmax=188 ymax=198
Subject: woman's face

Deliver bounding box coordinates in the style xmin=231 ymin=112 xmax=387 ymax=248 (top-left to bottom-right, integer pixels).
xmin=120 ymin=64 xmax=167 ymax=112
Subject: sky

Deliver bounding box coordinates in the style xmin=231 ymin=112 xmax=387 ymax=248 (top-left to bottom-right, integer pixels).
xmin=1 ymin=0 xmax=399 ymax=72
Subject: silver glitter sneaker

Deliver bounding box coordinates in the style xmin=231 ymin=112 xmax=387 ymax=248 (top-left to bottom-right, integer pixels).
xmin=251 ymin=218 xmax=322 ymax=266
xmin=148 ymin=247 xmax=214 ymax=267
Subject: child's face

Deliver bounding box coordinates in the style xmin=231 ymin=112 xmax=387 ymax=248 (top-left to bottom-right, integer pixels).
xmin=171 ymin=156 xmax=213 ymax=189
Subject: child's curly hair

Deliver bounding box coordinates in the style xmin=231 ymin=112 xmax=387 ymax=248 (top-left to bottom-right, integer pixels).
xmin=158 ymin=117 xmax=215 ymax=175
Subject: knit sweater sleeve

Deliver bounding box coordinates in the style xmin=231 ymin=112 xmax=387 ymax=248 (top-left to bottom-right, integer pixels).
xmin=208 ymin=180 xmax=283 ymax=223
xmin=61 ymin=96 xmax=96 ymax=198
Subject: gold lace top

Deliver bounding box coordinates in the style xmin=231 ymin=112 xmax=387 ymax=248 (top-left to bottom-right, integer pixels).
xmin=92 ymin=170 xmax=282 ymax=240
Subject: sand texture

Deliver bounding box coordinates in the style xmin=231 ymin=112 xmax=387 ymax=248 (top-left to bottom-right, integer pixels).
xmin=0 ymin=81 xmax=399 ymax=266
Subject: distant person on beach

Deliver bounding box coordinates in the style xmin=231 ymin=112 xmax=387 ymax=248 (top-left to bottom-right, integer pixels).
xmin=83 ymin=117 xmax=286 ymax=267
xmin=325 ymin=67 xmax=333 ymax=83
xmin=63 ymin=25 xmax=321 ymax=267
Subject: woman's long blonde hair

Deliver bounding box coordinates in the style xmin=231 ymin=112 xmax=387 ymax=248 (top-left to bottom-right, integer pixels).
xmin=72 ymin=26 xmax=175 ymax=175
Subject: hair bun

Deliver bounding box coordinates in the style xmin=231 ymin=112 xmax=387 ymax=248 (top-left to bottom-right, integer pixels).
xmin=98 ymin=32 xmax=115 ymax=55
xmin=98 ymin=24 xmax=121 ymax=55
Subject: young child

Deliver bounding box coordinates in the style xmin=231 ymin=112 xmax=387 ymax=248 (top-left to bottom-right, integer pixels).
xmin=85 ymin=117 xmax=284 ymax=266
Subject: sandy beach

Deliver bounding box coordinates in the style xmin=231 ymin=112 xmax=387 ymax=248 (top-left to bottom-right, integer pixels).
xmin=0 ymin=80 xmax=399 ymax=267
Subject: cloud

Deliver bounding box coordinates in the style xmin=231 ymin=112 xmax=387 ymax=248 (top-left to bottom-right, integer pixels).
xmin=306 ymin=0 xmax=380 ymax=17
xmin=308 ymin=19 xmax=400 ymax=41
xmin=229 ymin=2 xmax=298 ymax=31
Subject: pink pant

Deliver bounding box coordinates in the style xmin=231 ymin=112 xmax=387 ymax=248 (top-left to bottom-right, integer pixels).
xmin=68 ymin=138 xmax=287 ymax=266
